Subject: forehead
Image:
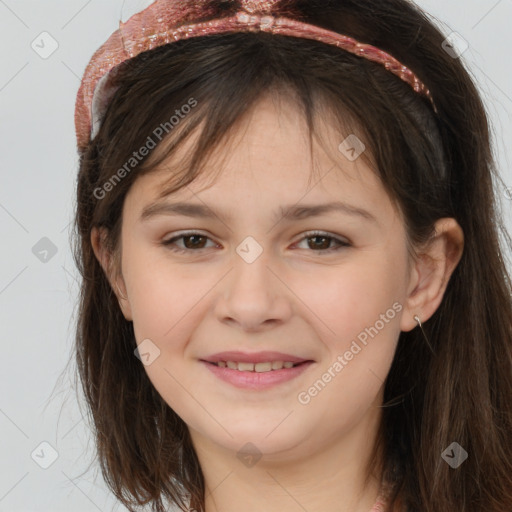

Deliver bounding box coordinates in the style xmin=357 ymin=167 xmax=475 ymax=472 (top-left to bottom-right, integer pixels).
xmin=124 ymin=93 xmax=397 ymax=222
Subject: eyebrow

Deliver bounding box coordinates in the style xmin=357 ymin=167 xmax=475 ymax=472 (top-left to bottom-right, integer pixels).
xmin=140 ymin=200 xmax=378 ymax=225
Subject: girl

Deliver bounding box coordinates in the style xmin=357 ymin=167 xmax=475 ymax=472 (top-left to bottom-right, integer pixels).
xmin=72 ymin=1 xmax=512 ymax=511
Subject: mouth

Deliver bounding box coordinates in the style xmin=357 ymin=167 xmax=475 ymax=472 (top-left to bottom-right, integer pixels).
xmin=200 ymin=351 xmax=315 ymax=390
xmin=203 ymin=360 xmax=308 ymax=372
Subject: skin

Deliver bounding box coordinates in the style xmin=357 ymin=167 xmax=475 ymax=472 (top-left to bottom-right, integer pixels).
xmin=92 ymin=93 xmax=464 ymax=512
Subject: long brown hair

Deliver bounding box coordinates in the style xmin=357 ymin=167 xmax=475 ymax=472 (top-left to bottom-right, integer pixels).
xmin=72 ymin=1 xmax=512 ymax=510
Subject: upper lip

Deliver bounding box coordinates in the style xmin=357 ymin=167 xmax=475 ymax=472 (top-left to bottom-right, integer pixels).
xmin=202 ymin=351 xmax=311 ymax=364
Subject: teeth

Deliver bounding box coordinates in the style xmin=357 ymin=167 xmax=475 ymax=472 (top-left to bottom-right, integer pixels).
xmin=255 ymin=362 xmax=272 ymax=372
xmin=214 ymin=360 xmax=301 ymax=372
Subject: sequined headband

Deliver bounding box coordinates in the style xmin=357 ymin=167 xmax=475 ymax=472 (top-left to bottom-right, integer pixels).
xmin=74 ymin=0 xmax=434 ymax=152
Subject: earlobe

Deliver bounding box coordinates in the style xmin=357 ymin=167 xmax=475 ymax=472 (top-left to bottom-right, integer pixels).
xmin=90 ymin=227 xmax=133 ymax=322
xmin=400 ymin=218 xmax=464 ymax=332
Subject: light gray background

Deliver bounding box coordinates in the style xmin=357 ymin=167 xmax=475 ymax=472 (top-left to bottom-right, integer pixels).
xmin=0 ymin=1 xmax=511 ymax=511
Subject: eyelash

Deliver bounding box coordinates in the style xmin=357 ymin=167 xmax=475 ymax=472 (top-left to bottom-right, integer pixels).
xmin=161 ymin=230 xmax=351 ymax=255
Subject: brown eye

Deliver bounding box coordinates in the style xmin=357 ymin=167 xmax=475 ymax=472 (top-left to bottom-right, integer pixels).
xmin=181 ymin=234 xmax=208 ymax=249
xmin=295 ymin=231 xmax=351 ymax=254
xmin=306 ymin=235 xmax=332 ymax=250
xmin=162 ymin=232 xmax=216 ymax=253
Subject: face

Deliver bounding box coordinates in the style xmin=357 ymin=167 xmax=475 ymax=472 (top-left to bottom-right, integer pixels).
xmin=109 ymin=94 xmax=416 ymax=460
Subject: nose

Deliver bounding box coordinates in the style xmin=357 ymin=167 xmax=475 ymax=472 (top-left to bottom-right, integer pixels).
xmin=214 ymin=246 xmax=293 ymax=332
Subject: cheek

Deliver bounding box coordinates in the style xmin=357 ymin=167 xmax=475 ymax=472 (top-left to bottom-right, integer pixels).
xmin=295 ymin=251 xmax=406 ymax=348
xmin=292 ymin=252 xmax=405 ymax=414
xmin=122 ymin=246 xmax=211 ymax=422
xmin=294 ymin=261 xmax=402 ymax=430
xmin=120 ymin=239 xmax=187 ymax=339
xmin=303 ymin=277 xmax=400 ymax=391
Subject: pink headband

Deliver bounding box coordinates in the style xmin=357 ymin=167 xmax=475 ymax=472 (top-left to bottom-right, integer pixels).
xmin=74 ymin=0 xmax=434 ymax=153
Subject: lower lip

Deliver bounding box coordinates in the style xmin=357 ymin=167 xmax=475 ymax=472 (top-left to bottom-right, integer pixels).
xmin=201 ymin=361 xmax=314 ymax=390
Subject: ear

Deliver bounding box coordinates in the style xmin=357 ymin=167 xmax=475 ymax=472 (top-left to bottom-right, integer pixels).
xmin=90 ymin=226 xmax=133 ymax=321
xmin=400 ymin=218 xmax=464 ymax=332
